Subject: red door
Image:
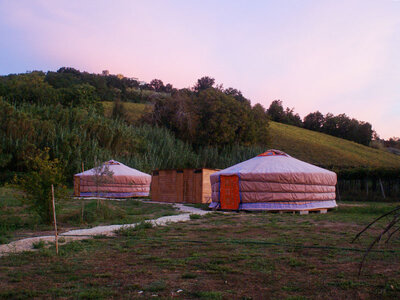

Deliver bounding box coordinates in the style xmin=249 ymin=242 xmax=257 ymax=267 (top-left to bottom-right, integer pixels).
xmin=220 ymin=175 xmax=240 ymax=210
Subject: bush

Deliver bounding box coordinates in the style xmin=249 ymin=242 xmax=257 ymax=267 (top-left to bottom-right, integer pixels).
xmin=16 ymin=148 xmax=66 ymax=224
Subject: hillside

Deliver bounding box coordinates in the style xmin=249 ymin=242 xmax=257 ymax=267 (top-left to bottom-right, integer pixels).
xmin=268 ymin=121 xmax=400 ymax=169
xmin=103 ymin=101 xmax=151 ymax=123
xmin=103 ymin=101 xmax=400 ymax=170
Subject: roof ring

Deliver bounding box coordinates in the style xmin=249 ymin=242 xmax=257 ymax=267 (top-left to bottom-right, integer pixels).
xmin=257 ymin=149 xmax=289 ymax=157
xmin=105 ymin=160 xmax=120 ymax=165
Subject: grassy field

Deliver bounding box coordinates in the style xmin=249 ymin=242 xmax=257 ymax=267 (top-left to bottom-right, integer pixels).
xmin=102 ymin=101 xmax=151 ymax=124
xmin=0 ymin=187 xmax=179 ymax=245
xmin=1 ymin=202 xmax=400 ymax=299
xmin=268 ymin=121 xmax=400 ymax=169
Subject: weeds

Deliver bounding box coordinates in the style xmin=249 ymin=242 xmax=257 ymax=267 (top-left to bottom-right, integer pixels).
xmin=116 ymin=221 xmax=153 ymax=236
xmin=190 ymin=214 xmax=202 ymax=220
xmin=32 ymin=240 xmax=45 ymax=249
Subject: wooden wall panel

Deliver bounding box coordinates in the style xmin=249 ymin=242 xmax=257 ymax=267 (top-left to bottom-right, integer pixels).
xmin=74 ymin=176 xmax=80 ymax=197
xmin=183 ymin=169 xmax=194 ymax=203
xmin=150 ymin=172 xmax=159 ymax=201
xmin=194 ymin=170 xmax=203 ymax=203
xmin=202 ymin=169 xmax=217 ymax=203
xmin=159 ymin=170 xmax=177 ymax=202
xmin=151 ymin=168 xmax=218 ymax=204
xmin=176 ymin=171 xmax=184 ymax=203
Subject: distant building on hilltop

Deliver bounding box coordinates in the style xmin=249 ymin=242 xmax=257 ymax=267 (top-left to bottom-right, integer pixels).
xmin=116 ymin=74 xmax=124 ymax=79
xmin=102 ymin=70 xmax=110 ymax=76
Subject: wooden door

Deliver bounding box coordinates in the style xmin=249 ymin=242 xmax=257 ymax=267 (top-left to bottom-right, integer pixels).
xmin=220 ymin=175 xmax=240 ymax=210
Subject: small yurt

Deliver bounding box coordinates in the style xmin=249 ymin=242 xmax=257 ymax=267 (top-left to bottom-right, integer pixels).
xmin=74 ymin=160 xmax=151 ymax=198
xmin=210 ymin=150 xmax=337 ymax=211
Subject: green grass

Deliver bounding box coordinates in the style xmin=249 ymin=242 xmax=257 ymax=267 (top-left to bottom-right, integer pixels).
xmin=102 ymin=101 xmax=151 ymax=123
xmin=0 ymin=187 xmax=179 ymax=244
xmin=269 ymin=121 xmax=400 ymax=169
xmin=2 ymin=201 xmax=398 ymax=299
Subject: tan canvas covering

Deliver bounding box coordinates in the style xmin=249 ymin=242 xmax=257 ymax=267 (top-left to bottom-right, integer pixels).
xmin=210 ymin=150 xmax=337 ymax=211
xmin=74 ymin=160 xmax=151 ymax=197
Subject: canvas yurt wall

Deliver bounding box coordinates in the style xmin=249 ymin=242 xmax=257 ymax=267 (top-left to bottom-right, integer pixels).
xmin=151 ymin=169 xmax=218 ymax=203
xmin=74 ymin=160 xmax=151 ymax=198
xmin=210 ymin=150 xmax=337 ymax=211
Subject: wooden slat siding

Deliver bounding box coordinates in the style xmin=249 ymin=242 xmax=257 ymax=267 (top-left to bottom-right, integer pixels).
xmin=194 ymin=170 xmax=202 ymax=203
xmin=176 ymin=170 xmax=184 ymax=203
xmin=183 ymin=169 xmax=194 ymax=203
xmin=150 ymin=171 xmax=159 ymax=201
xmin=159 ymin=170 xmax=177 ymax=203
xmin=202 ymin=169 xmax=218 ymax=203
xmin=150 ymin=168 xmax=219 ymax=204
xmin=73 ymin=176 xmax=80 ymax=196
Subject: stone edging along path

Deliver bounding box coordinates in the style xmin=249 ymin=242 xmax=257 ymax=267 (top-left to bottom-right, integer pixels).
xmin=0 ymin=203 xmax=212 ymax=257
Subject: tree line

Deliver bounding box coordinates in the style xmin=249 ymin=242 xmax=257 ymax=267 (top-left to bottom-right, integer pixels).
xmin=0 ymin=68 xmax=395 ymax=185
xmin=266 ymin=100 xmax=374 ymax=146
xmin=0 ymin=71 xmax=270 ymax=182
xmin=0 ymin=67 xmax=173 ymax=107
xmin=0 ymin=68 xmax=381 ymax=147
xmin=142 ymin=77 xmax=269 ymax=148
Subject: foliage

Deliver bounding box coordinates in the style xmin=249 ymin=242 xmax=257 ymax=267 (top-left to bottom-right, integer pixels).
xmin=145 ymin=87 xmax=270 ymax=148
xmin=0 ymin=71 xmax=58 ymax=105
xmin=46 ymin=67 xmax=174 ymax=103
xmin=91 ymin=161 xmax=114 ymax=196
xmin=0 ymin=69 xmax=398 ymax=185
xmin=103 ymin=101 xmax=151 ymax=125
xmin=16 ymin=148 xmax=66 ymax=224
xmin=111 ymin=98 xmax=127 ymax=121
xmin=193 ymin=76 xmax=215 ymax=92
xmin=267 ymin=100 xmax=302 ymax=126
xmin=267 ymin=100 xmax=373 ymax=146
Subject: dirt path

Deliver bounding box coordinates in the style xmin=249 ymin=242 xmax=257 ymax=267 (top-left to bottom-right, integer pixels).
xmin=0 ymin=203 xmax=212 ymax=256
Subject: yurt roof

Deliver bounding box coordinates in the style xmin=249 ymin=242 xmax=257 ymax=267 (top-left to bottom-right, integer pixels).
xmin=212 ymin=150 xmax=335 ymax=176
xmin=75 ymin=160 xmax=150 ymax=178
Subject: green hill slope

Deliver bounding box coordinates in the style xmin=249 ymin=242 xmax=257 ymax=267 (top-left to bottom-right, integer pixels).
xmin=103 ymin=101 xmax=151 ymax=123
xmin=102 ymin=102 xmax=400 ymax=170
xmin=268 ymin=121 xmax=400 ymax=169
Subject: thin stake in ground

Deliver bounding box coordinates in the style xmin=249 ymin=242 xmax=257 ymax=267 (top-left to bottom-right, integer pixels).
xmin=51 ymin=184 xmax=58 ymax=255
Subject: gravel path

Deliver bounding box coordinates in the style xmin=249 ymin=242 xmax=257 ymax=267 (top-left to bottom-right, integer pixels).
xmin=0 ymin=203 xmax=211 ymax=256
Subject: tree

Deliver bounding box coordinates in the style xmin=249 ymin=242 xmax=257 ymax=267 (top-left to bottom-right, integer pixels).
xmin=0 ymin=72 xmax=59 ymax=105
xmin=224 ymin=88 xmax=251 ymax=106
xmin=285 ymin=107 xmax=302 ymax=127
xmin=304 ymin=111 xmax=325 ymax=131
xmin=92 ymin=160 xmax=114 ymax=198
xmin=267 ymin=100 xmax=286 ymax=122
xmin=164 ymin=83 xmax=174 ymax=93
xmin=193 ymin=76 xmax=215 ymax=92
xmin=149 ymin=79 xmax=165 ymax=92
xmin=17 ymin=148 xmax=65 ymax=224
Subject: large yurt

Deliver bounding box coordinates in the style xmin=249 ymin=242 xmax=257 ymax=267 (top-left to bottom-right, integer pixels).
xmin=74 ymin=160 xmax=151 ymax=198
xmin=210 ymin=150 xmax=337 ymax=211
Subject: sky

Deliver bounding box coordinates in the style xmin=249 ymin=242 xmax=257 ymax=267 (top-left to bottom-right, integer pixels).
xmin=0 ymin=0 xmax=399 ymax=139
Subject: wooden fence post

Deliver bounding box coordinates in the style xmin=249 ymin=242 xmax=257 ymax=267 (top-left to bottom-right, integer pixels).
xmin=51 ymin=184 xmax=58 ymax=255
